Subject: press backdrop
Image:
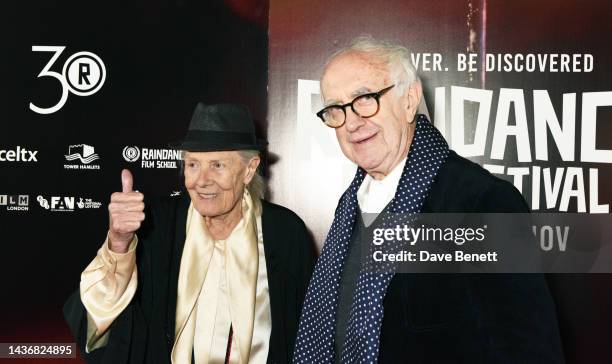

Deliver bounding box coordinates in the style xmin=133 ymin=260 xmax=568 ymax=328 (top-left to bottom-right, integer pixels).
xmin=1 ymin=0 xmax=611 ymax=363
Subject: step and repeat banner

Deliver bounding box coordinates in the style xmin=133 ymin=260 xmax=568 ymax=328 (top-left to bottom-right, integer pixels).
xmin=1 ymin=0 xmax=267 ymax=362
xmin=267 ymin=0 xmax=611 ymax=362
xmin=1 ymin=0 xmax=612 ymax=362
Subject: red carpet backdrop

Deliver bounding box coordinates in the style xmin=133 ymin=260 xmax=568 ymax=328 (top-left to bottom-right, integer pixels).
xmin=1 ymin=0 xmax=611 ymax=362
xmin=267 ymin=0 xmax=612 ymax=362
xmin=0 ymin=0 xmax=267 ymax=363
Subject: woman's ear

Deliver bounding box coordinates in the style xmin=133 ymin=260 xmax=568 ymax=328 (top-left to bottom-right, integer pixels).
xmin=244 ymin=156 xmax=261 ymax=184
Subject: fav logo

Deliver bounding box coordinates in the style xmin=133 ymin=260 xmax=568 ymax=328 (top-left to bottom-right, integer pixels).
xmin=37 ymin=195 xmax=101 ymax=212
xmin=30 ymin=46 xmax=106 ymax=115
xmin=37 ymin=195 xmax=75 ymax=212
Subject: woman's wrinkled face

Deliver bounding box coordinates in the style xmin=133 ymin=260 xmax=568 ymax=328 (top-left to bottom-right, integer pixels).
xmin=183 ymin=151 xmax=253 ymax=219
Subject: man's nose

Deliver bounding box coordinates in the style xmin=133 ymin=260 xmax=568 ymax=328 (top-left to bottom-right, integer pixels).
xmin=344 ymin=107 xmax=365 ymax=132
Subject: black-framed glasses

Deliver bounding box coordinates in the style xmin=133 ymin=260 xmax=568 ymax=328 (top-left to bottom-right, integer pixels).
xmin=316 ymin=84 xmax=395 ymax=128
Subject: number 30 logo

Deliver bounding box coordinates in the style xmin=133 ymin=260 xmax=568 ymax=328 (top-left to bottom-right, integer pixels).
xmin=30 ymin=46 xmax=106 ymax=115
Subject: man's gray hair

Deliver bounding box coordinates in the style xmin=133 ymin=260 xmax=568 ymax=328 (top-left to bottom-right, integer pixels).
xmin=326 ymin=35 xmax=420 ymax=95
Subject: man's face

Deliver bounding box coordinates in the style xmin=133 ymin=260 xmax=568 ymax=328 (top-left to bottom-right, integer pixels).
xmin=321 ymin=51 xmax=420 ymax=178
xmin=183 ymin=151 xmax=257 ymax=219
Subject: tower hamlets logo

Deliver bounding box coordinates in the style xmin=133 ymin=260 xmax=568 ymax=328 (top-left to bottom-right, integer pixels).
xmin=30 ymin=46 xmax=106 ymax=115
xmin=64 ymin=144 xmax=101 ymax=170
xmin=65 ymin=144 xmax=99 ymax=164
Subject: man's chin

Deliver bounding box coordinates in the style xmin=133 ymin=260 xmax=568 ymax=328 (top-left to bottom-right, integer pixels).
xmin=355 ymin=157 xmax=383 ymax=174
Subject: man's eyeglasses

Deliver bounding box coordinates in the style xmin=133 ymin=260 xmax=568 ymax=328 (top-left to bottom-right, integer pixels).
xmin=316 ymin=84 xmax=395 ymax=128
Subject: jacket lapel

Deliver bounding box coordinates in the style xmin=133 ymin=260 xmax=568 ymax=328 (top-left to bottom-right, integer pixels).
xmin=165 ymin=194 xmax=190 ymax=351
xmin=261 ymin=200 xmax=287 ymax=363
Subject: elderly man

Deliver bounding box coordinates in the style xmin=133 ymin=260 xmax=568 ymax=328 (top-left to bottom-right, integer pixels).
xmin=64 ymin=103 xmax=316 ymax=363
xmin=293 ymin=38 xmax=564 ymax=363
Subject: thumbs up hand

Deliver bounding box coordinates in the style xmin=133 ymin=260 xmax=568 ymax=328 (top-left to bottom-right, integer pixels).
xmin=108 ymin=169 xmax=145 ymax=253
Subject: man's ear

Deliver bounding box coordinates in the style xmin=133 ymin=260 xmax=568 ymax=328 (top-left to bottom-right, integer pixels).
xmin=244 ymin=156 xmax=261 ymax=184
xmin=404 ymin=80 xmax=423 ymax=119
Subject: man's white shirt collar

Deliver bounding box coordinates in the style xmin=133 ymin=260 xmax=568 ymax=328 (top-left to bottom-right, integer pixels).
xmin=357 ymin=157 xmax=407 ymax=215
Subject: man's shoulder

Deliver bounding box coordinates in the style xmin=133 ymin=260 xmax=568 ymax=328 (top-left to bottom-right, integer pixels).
xmin=424 ymin=150 xmax=529 ymax=212
xmin=438 ymin=150 xmax=497 ymax=186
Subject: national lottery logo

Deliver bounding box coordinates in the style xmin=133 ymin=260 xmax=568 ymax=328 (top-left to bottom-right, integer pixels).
xmin=122 ymin=146 xmax=141 ymax=162
xmin=30 ymin=46 xmax=106 ymax=115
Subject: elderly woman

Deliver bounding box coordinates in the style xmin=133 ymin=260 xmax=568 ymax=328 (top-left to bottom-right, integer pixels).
xmin=64 ymin=103 xmax=316 ymax=364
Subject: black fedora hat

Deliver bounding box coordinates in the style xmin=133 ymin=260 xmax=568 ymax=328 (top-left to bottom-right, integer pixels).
xmin=169 ymin=102 xmax=267 ymax=152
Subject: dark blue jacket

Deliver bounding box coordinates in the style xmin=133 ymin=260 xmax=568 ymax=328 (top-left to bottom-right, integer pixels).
xmin=377 ymin=151 xmax=564 ymax=363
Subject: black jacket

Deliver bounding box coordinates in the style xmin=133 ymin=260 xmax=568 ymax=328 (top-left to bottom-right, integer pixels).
xmin=64 ymin=197 xmax=316 ymax=364
xmin=377 ymin=151 xmax=564 ymax=363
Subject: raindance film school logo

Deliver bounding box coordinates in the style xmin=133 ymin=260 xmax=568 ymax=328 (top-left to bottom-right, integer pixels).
xmin=37 ymin=195 xmax=102 ymax=212
xmin=64 ymin=144 xmax=101 ymax=170
xmin=123 ymin=146 xmax=179 ymax=169
xmin=30 ymin=46 xmax=106 ymax=115
xmin=0 ymin=195 xmax=29 ymax=211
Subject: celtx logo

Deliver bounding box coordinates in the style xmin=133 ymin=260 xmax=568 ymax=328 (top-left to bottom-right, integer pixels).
xmin=64 ymin=144 xmax=101 ymax=170
xmin=0 ymin=146 xmax=38 ymax=162
xmin=37 ymin=195 xmax=75 ymax=212
xmin=30 ymin=46 xmax=106 ymax=115
xmin=0 ymin=195 xmax=29 ymax=211
xmin=123 ymin=146 xmax=179 ymax=169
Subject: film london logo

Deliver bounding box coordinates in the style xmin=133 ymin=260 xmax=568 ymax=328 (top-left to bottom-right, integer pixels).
xmin=123 ymin=146 xmax=179 ymax=169
xmin=30 ymin=46 xmax=106 ymax=115
xmin=0 ymin=146 xmax=38 ymax=163
xmin=37 ymin=195 xmax=102 ymax=212
xmin=0 ymin=195 xmax=29 ymax=212
xmin=64 ymin=144 xmax=101 ymax=170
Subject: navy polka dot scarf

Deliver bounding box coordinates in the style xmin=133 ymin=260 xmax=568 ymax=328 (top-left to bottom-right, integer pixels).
xmin=293 ymin=115 xmax=449 ymax=364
